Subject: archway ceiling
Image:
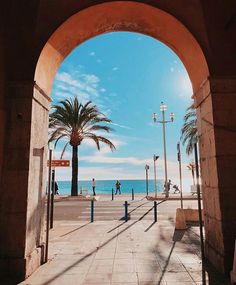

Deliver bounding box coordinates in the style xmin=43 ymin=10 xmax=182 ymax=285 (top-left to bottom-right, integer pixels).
xmin=35 ymin=1 xmax=209 ymax=95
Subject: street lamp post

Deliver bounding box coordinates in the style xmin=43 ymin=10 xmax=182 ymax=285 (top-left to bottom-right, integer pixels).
xmin=177 ymin=142 xmax=183 ymax=208
xmin=153 ymin=155 xmax=159 ymax=198
xmin=153 ymin=102 xmax=174 ymax=198
xmin=145 ymin=164 xmax=150 ymax=196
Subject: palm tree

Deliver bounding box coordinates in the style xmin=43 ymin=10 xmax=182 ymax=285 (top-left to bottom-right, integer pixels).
xmin=181 ymin=103 xmax=197 ymax=155
xmin=49 ymin=97 xmax=115 ymax=196
xmin=187 ymin=162 xmax=196 ymax=185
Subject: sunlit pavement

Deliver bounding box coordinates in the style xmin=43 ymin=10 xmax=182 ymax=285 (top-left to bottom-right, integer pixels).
xmin=20 ymin=200 xmax=229 ymax=285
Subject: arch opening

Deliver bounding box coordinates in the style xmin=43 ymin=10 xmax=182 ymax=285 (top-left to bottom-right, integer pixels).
xmin=35 ymin=1 xmax=209 ymax=96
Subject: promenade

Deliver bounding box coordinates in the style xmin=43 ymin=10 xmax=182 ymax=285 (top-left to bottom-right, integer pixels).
xmin=19 ymin=196 xmax=229 ymax=285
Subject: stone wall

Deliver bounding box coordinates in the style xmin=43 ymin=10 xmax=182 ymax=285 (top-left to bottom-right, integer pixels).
xmin=196 ymin=77 xmax=236 ymax=273
xmin=0 ymin=0 xmax=236 ymax=282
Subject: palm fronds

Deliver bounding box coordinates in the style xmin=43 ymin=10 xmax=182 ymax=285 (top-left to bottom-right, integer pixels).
xmin=48 ymin=97 xmax=116 ymax=195
xmin=181 ymin=103 xmax=197 ymax=155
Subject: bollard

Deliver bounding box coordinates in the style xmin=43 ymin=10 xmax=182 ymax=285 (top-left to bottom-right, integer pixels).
xmin=112 ymin=188 xmax=114 ymax=200
xmin=154 ymin=201 xmax=157 ymax=222
xmin=124 ymin=201 xmax=129 ymax=222
xmin=91 ymin=200 xmax=94 ymax=222
xmin=132 ymin=188 xmax=134 ymax=200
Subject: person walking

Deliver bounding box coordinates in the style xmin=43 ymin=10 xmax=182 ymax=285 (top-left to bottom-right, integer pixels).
xmin=54 ymin=181 xmax=60 ymax=195
xmin=115 ymin=180 xmax=121 ymax=195
xmin=173 ymin=184 xmax=180 ymax=194
xmin=167 ymin=179 xmax=172 ymax=196
xmin=92 ymin=178 xmax=96 ymax=196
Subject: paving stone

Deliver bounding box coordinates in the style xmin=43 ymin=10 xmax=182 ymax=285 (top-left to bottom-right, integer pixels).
xmin=164 ymin=271 xmax=193 ymax=282
xmin=113 ymin=262 xmax=136 ymax=273
xmin=88 ymin=264 xmax=113 ymax=274
xmin=84 ymin=273 xmax=112 ymax=283
xmin=136 ymin=263 xmax=161 ymax=273
xmin=20 ymin=200 xmax=228 ymax=285
xmin=115 ymin=252 xmax=134 ymax=259
xmin=111 ymin=272 xmax=138 ymax=283
xmin=137 ymin=272 xmax=163 ymax=282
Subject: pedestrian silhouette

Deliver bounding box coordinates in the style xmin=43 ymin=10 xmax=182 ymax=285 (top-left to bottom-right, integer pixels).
xmin=92 ymin=178 xmax=96 ymax=196
xmin=173 ymin=184 xmax=180 ymax=193
xmin=115 ymin=180 xmax=121 ymax=195
xmin=55 ymin=181 xmax=60 ymax=195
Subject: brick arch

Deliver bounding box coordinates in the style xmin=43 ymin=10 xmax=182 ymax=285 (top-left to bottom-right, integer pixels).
xmin=35 ymin=1 xmax=209 ymax=96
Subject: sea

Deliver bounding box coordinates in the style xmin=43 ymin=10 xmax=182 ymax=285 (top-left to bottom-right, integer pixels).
xmin=57 ymin=179 xmax=168 ymax=195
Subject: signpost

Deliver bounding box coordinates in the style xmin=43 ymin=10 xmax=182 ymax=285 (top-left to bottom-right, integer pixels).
xmin=45 ymin=158 xmax=70 ymax=262
xmin=47 ymin=160 xmax=70 ymax=167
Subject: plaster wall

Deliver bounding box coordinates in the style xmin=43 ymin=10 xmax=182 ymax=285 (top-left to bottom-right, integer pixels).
xmin=24 ymin=85 xmax=50 ymax=277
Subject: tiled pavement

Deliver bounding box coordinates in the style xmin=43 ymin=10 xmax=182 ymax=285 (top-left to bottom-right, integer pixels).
xmin=19 ymin=200 xmax=230 ymax=285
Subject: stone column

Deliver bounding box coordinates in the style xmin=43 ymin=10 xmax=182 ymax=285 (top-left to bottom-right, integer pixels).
xmin=195 ymin=76 xmax=236 ymax=274
xmin=0 ymin=81 xmax=50 ymax=281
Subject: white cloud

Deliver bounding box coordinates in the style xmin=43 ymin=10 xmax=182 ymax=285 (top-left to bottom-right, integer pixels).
xmin=112 ymin=67 xmax=118 ymax=71
xmin=55 ymin=166 xmax=145 ymax=181
xmin=110 ymin=122 xmax=132 ymax=130
xmin=54 ymin=71 xmax=102 ymax=103
xmin=53 ymin=156 xmax=194 ymax=189
xmin=82 ymin=74 xmax=100 ymax=86
xmin=170 ymin=67 xmax=174 ymax=73
xmin=103 ymin=108 xmax=111 ymax=116
xmin=89 ymin=52 xmax=95 ymax=56
xmin=80 ymin=155 xmax=147 ymax=165
xmin=96 ymin=59 xmax=102 ymax=63
xmin=109 ymin=93 xmax=117 ymax=97
xmin=100 ymin=88 xmax=106 ymax=93
xmin=56 ymin=72 xmax=82 ymax=88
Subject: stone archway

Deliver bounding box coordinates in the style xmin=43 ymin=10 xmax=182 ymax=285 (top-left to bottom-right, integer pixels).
xmin=35 ymin=1 xmax=209 ymax=95
xmin=2 ymin=1 xmax=236 ymax=282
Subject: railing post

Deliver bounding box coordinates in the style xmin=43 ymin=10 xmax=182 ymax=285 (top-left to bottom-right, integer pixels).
xmin=112 ymin=188 xmax=114 ymax=200
xmin=124 ymin=201 xmax=128 ymax=222
xmin=45 ymin=149 xmax=52 ymax=263
xmin=50 ymin=169 xmax=55 ymax=229
xmin=154 ymin=201 xmax=157 ymax=222
xmin=132 ymin=188 xmax=134 ymax=200
xmin=91 ymin=200 xmax=94 ymax=222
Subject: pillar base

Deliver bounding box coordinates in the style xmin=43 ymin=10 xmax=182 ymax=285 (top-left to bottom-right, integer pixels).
xmin=231 ymin=271 xmax=236 ymax=284
xmin=0 ymin=245 xmax=44 ymax=283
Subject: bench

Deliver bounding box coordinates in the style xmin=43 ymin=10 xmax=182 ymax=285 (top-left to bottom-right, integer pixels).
xmin=175 ymin=208 xmax=204 ymax=230
xmin=80 ymin=188 xmax=88 ymax=196
xmin=190 ymin=185 xmax=202 ymax=195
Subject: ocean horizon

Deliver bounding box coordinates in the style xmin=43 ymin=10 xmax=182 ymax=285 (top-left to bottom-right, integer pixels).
xmin=56 ymin=179 xmax=190 ymax=195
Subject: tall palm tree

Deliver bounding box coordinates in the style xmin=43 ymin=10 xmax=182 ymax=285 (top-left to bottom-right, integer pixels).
xmin=49 ymin=97 xmax=115 ymax=196
xmin=187 ymin=162 xmax=196 ymax=185
xmin=181 ymin=103 xmax=197 ymax=155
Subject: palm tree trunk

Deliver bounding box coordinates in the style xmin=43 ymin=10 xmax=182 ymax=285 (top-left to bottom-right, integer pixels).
xmin=71 ymin=145 xmax=78 ymax=196
xmin=192 ymin=169 xmax=195 ymax=185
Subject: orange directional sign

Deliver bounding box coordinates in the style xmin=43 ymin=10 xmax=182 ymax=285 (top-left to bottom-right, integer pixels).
xmin=47 ymin=160 xmax=70 ymax=167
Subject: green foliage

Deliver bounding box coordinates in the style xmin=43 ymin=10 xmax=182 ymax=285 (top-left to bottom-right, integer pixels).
xmin=49 ymin=97 xmax=115 ymax=153
xmin=49 ymin=97 xmax=115 ymax=195
xmin=181 ymin=103 xmax=197 ymax=155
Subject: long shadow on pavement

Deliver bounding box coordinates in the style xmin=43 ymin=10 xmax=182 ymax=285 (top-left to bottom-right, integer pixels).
xmin=39 ymin=204 xmax=157 ymax=285
xmin=60 ymin=222 xmax=90 ymax=237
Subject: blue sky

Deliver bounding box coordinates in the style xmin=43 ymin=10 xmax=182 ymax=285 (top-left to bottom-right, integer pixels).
xmin=51 ymin=32 xmax=193 ymax=187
